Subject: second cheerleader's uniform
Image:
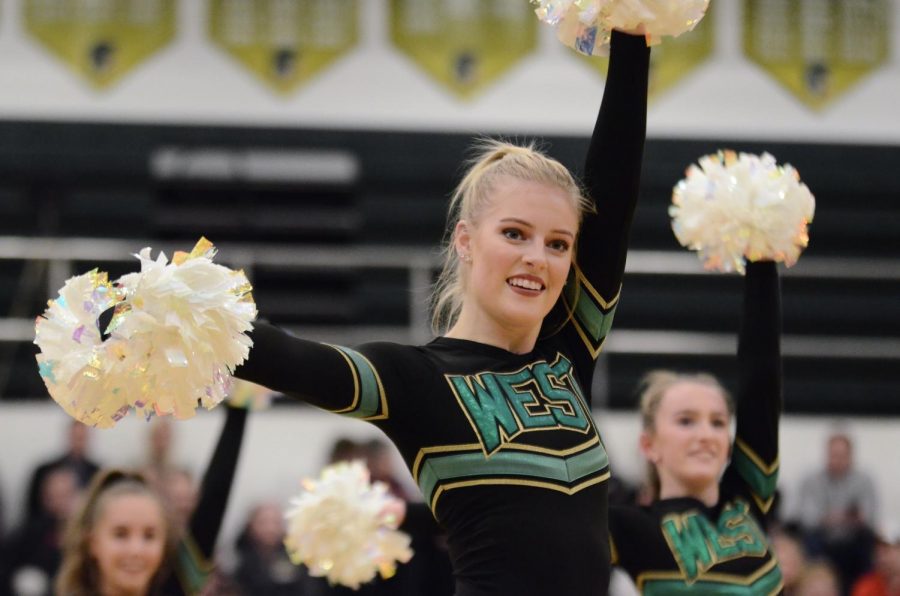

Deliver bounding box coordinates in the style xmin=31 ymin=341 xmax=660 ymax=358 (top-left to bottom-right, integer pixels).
xmin=609 ymin=261 xmax=784 ymax=595
xmin=237 ymin=32 xmax=649 ymax=596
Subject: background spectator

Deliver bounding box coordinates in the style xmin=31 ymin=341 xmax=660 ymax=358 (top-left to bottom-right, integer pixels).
xmin=23 ymin=421 xmax=99 ymax=521
xmin=795 ymin=561 xmax=842 ymax=596
xmin=796 ymin=432 xmax=879 ymax=592
xmin=233 ymin=501 xmax=313 ymax=596
xmin=852 ymin=535 xmax=900 ymax=596
xmin=3 ymin=467 xmax=79 ymax=596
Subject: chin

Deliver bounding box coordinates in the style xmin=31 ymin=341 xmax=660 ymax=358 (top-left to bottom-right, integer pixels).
xmin=113 ymin=576 xmax=152 ymax=593
xmin=683 ymin=468 xmax=721 ymax=489
xmin=495 ymin=305 xmax=548 ymax=331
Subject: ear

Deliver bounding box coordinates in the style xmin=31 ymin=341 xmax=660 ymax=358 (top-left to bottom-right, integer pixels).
xmin=639 ymin=430 xmax=660 ymax=465
xmin=454 ymin=220 xmax=471 ymax=259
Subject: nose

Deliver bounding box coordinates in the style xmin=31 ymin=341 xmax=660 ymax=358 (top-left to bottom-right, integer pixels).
xmin=522 ymin=242 xmax=547 ymax=270
xmin=697 ymin=420 xmax=723 ymax=443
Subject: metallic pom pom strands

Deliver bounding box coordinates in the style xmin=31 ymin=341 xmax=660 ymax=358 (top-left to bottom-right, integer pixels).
xmin=670 ymin=151 xmax=816 ymax=274
xmin=284 ymin=461 xmax=413 ymax=589
xmin=531 ymin=0 xmax=710 ymax=56
xmin=34 ymin=238 xmax=257 ymax=427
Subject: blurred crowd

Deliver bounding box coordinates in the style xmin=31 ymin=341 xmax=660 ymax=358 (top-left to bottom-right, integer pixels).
xmin=0 ymin=420 xmax=896 ymax=596
xmin=0 ymin=418 xmax=453 ymax=596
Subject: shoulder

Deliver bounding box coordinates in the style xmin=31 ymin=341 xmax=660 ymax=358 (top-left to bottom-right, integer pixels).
xmin=353 ymin=340 xmax=435 ymax=366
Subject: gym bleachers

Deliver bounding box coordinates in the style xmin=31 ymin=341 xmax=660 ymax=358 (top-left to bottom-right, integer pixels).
xmin=0 ymin=119 xmax=897 ymax=413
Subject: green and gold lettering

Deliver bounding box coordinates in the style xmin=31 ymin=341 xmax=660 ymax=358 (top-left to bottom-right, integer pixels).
xmin=449 ymin=374 xmax=518 ymax=453
xmin=661 ymin=514 xmax=714 ymax=581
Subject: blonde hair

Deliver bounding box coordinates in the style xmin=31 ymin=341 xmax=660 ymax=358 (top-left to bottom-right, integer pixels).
xmin=430 ymin=138 xmax=594 ymax=334
xmin=56 ymin=469 xmax=178 ymax=596
xmin=638 ymin=370 xmax=734 ymax=500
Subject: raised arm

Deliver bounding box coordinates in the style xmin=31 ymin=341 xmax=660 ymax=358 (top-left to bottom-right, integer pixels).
xmin=729 ymin=261 xmax=782 ymax=516
xmin=173 ymin=404 xmax=247 ymax=594
xmin=560 ymin=31 xmax=650 ymax=384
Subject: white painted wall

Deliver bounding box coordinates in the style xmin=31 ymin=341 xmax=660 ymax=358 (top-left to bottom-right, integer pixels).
xmin=1 ymin=401 xmax=898 ymax=563
xmin=0 ymin=0 xmax=898 ymax=143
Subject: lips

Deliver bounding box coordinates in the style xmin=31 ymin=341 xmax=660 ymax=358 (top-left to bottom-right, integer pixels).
xmin=507 ymin=275 xmax=545 ymax=292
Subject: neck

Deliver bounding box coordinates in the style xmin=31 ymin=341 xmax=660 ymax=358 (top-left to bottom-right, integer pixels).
xmin=445 ymin=308 xmax=539 ymax=354
xmin=98 ymin=581 xmax=148 ymax=596
xmin=658 ymin=476 xmax=720 ymax=508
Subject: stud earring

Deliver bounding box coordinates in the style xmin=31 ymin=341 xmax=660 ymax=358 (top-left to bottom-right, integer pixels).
xmin=459 ymin=253 xmax=471 ymax=263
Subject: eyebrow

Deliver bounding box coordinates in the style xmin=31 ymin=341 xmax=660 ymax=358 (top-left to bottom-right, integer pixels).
xmin=673 ymin=409 xmax=728 ymax=417
xmin=499 ymin=218 xmax=575 ymax=239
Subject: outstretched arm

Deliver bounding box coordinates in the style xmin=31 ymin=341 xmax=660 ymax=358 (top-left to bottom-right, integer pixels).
xmin=235 ymin=321 xmax=392 ymax=421
xmin=730 ymin=261 xmax=782 ymax=516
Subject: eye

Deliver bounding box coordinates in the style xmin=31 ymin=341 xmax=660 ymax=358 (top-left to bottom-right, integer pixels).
xmin=548 ymin=239 xmax=570 ymax=253
xmin=712 ymin=418 xmax=728 ymax=428
xmin=144 ymin=528 xmax=158 ymax=541
xmin=113 ymin=527 xmax=130 ymax=539
xmin=502 ymin=228 xmax=524 ymax=241
xmin=677 ymin=416 xmax=694 ymax=427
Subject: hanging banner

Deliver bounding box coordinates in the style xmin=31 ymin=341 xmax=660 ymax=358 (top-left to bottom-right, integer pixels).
xmin=580 ymin=5 xmax=715 ymax=103
xmin=743 ymin=0 xmax=890 ymax=109
xmin=390 ymin=0 xmax=537 ymax=99
xmin=24 ymin=0 xmax=175 ymax=90
xmin=209 ymin=0 xmax=359 ymax=95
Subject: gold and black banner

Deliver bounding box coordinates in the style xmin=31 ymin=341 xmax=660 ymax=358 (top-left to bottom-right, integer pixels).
xmin=744 ymin=0 xmax=890 ymax=109
xmin=390 ymin=0 xmax=537 ymax=99
xmin=24 ymin=0 xmax=176 ymax=89
xmin=209 ymin=0 xmax=359 ymax=94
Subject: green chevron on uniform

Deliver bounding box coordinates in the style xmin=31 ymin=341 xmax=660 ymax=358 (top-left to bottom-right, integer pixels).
xmin=417 ymin=442 xmax=609 ymax=504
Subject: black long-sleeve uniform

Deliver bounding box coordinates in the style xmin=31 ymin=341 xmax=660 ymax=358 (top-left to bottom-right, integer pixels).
xmin=609 ymin=262 xmax=784 ymax=595
xmin=237 ymin=32 xmax=649 ymax=596
xmin=163 ymin=405 xmax=248 ymax=596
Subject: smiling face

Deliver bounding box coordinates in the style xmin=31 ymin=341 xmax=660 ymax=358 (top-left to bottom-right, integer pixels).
xmin=641 ymin=381 xmax=732 ymax=502
xmin=452 ymin=176 xmax=578 ymax=349
xmin=89 ymin=493 xmax=167 ymax=596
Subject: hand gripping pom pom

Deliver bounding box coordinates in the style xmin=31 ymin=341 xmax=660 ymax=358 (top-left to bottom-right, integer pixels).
xmin=34 ymin=238 xmax=257 ymax=427
xmin=225 ymin=378 xmax=275 ymax=411
xmin=532 ymin=0 xmax=710 ymax=56
xmin=670 ymin=151 xmax=816 ymax=274
xmin=284 ymin=461 xmax=413 ymax=589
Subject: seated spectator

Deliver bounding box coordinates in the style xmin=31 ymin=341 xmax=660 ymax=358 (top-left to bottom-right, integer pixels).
xmin=4 ymin=466 xmax=79 ymax=596
xmin=141 ymin=416 xmax=177 ymax=491
xmin=327 ymin=436 xmax=363 ymax=465
xmin=852 ymin=535 xmax=900 ymax=596
xmin=771 ymin=525 xmax=810 ymax=595
xmin=795 ymin=560 xmax=842 ymax=596
xmin=796 ymin=431 xmax=879 ymax=592
xmin=24 ymin=420 xmax=99 ymax=520
xmin=234 ymin=501 xmax=313 ymax=596
xmin=362 ymin=438 xmax=411 ymax=501
xmin=160 ymin=467 xmax=199 ymax=533
xmin=304 ymin=437 xmax=453 ymax=596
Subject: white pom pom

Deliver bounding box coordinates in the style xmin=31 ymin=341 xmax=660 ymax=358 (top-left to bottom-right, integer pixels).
xmin=35 ymin=270 xmax=131 ymax=427
xmin=670 ymin=150 xmax=816 ymax=274
xmin=604 ymin=0 xmax=710 ymax=45
xmin=533 ymin=0 xmax=613 ymax=56
xmin=34 ymin=238 xmax=257 ymax=427
xmin=284 ymin=461 xmax=413 ymax=589
xmin=112 ymin=239 xmax=256 ymax=419
xmin=532 ymin=0 xmax=710 ymax=55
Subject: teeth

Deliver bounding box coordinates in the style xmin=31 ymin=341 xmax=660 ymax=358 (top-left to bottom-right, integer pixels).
xmin=509 ymin=278 xmax=542 ymax=291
